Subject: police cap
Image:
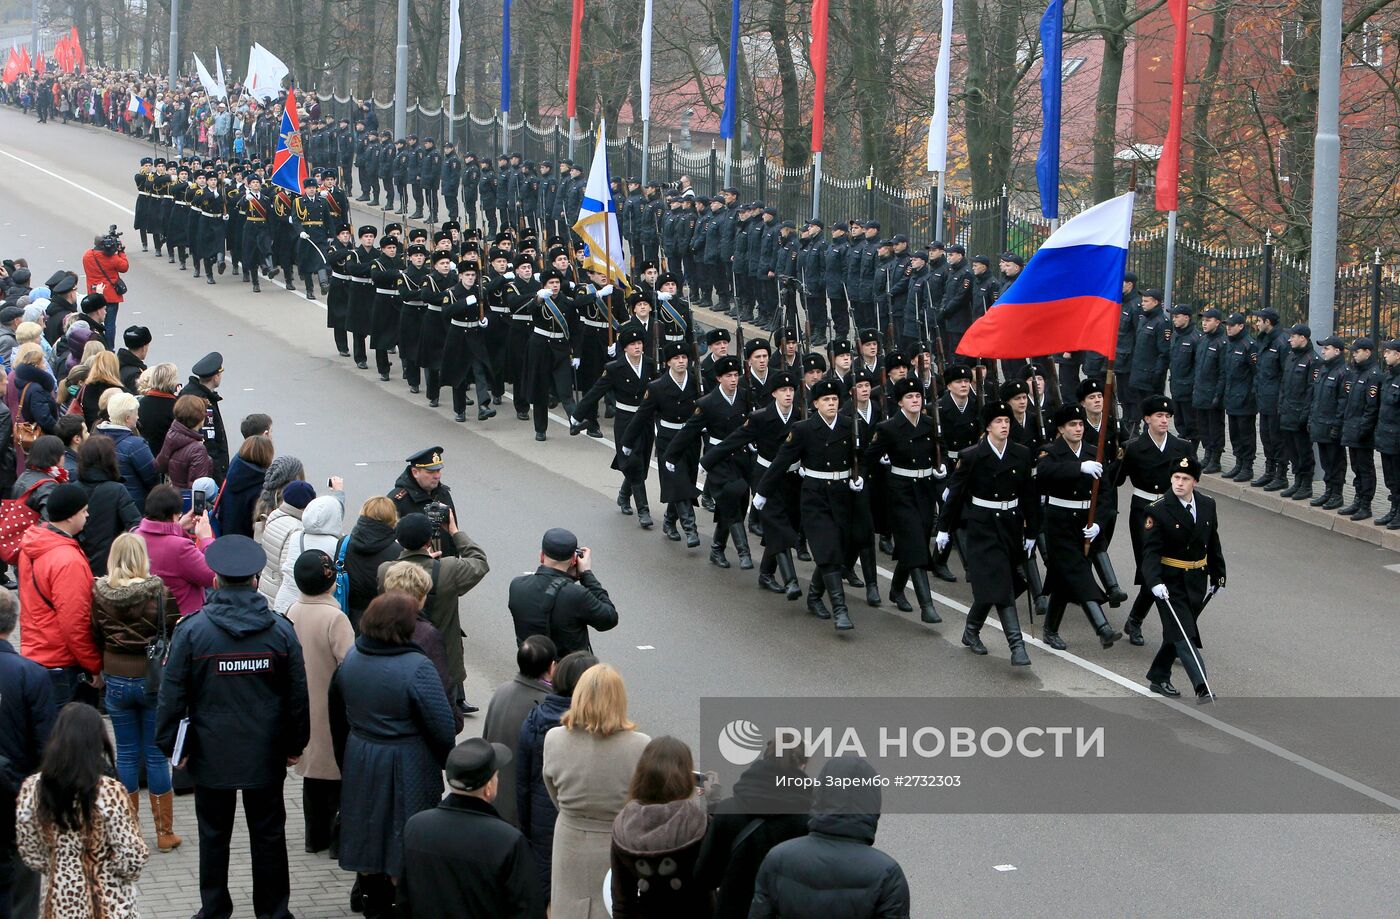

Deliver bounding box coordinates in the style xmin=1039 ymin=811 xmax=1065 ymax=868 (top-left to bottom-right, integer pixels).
xmin=1200 ymin=307 xmax=1223 ymax=320
xmin=1226 ymin=312 xmax=1247 ymax=326
xmin=1170 ymin=304 xmax=1193 ymax=316
xmin=191 ymin=352 xmax=223 ymax=378
xmin=1350 ymin=337 xmax=1375 ymax=351
xmin=205 ymin=535 xmax=267 ymax=578
xmin=1317 ymin=335 xmax=1344 ymax=349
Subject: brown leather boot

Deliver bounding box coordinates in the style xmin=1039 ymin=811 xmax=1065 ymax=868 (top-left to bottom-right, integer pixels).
xmin=126 ymin=791 xmax=140 ymax=828
xmin=150 ymin=791 xmax=182 ymax=852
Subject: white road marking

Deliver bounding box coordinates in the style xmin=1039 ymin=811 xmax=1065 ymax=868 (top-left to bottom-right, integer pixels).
xmin=635 ymin=645 xmax=656 ymax=651
xmin=1385 ymin=563 xmax=1400 ymax=575
xmin=20 ymin=130 xmax=1400 ymax=814
xmin=994 ymin=865 xmax=1017 ymax=872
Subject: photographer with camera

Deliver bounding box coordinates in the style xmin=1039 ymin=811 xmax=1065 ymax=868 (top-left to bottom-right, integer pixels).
xmin=389 ymin=445 xmax=456 ymax=521
xmin=508 ymin=528 xmax=619 ymax=657
xmin=82 ymin=226 xmax=130 ymax=350
xmin=377 ymin=510 xmax=489 ymax=717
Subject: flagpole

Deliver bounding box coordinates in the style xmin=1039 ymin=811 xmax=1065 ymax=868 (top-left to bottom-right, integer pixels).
xmin=393 ymin=0 xmax=409 ymax=137
xmin=934 ymin=175 xmax=945 ymax=242
xmin=811 ymin=151 xmax=822 ymax=221
xmin=168 ymin=0 xmax=180 ymax=79
xmin=639 ymin=0 xmax=653 ymax=186
xmin=1163 ymin=209 xmax=1178 ymax=312
xmin=724 ymin=138 xmax=733 ymax=187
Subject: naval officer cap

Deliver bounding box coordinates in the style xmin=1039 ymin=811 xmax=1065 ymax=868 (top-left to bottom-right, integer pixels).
xmin=407 ymin=446 xmax=445 ymax=470
xmin=1175 ymin=454 xmax=1203 ymax=481
xmin=191 ymin=352 xmax=223 ymax=378
xmin=205 ymin=535 xmax=267 ymax=579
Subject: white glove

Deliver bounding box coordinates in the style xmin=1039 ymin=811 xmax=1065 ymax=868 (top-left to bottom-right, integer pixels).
xmin=536 ymin=289 xmax=551 ymax=300
xmin=658 ymin=291 xmax=672 ymax=301
xmin=933 ymin=464 xmax=948 ymax=479
xmin=941 ymin=487 xmax=951 ymax=501
xmin=1082 ymin=523 xmax=1101 ymax=541
xmin=879 ymin=455 xmax=891 ymax=465
xmin=752 ymin=494 xmax=768 ymax=510
xmin=1024 ymin=538 xmax=1037 ymax=557
xmin=1152 ymin=584 xmax=1170 ymax=600
xmin=597 ymin=284 xmax=614 ymax=297
xmin=621 ymin=446 xmax=632 ymax=457
xmin=935 ymin=531 xmax=950 ymax=552
xmin=607 ymin=343 xmax=616 ymax=357
xmin=480 ymin=316 xmax=489 ymax=328
xmin=299 ymin=231 xmax=310 ymax=240
xmin=1080 ymin=460 xmax=1104 ymax=479
xmin=664 ymin=461 xmax=676 ymax=473
xmin=465 ymin=295 xmax=477 ymax=305
xmin=571 ymin=357 xmax=581 ymax=369
xmin=849 ymin=476 xmax=865 ymax=492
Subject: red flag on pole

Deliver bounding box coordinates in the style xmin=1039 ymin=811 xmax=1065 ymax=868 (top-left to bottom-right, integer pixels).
xmin=566 ymin=0 xmax=584 ymax=119
xmin=2 ymin=49 xmax=18 ymax=84
xmin=810 ymin=0 xmax=829 ymax=152
xmin=18 ymin=45 xmax=31 ymax=75
xmin=35 ymin=52 xmax=44 ymax=75
xmin=1154 ymin=0 xmax=1188 ymax=211
xmin=73 ymin=28 xmax=85 ymax=73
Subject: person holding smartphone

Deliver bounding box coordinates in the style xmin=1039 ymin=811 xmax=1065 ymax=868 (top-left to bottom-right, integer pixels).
xmin=507 ymin=528 xmax=619 ymax=657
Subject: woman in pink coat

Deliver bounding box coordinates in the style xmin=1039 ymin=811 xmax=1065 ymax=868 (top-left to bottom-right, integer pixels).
xmin=134 ymin=485 xmax=215 ymax=615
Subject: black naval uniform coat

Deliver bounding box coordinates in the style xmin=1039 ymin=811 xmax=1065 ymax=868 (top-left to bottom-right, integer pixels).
xmin=577 ymin=354 xmax=654 ymax=472
xmin=938 ymin=437 xmax=1041 ymax=606
xmin=758 ymin=413 xmax=871 ymax=568
xmin=705 ymin=404 xmax=800 ymax=552
xmin=1035 ymin=437 xmax=1107 ymax=603
xmin=622 ymin=371 xmax=700 ymax=503
xmin=666 ymin=386 xmax=751 ymax=517
xmin=1114 ymin=430 xmax=1193 ymax=584
xmin=865 ymin=410 xmax=942 ymax=567
xmin=1139 ymin=489 xmax=1225 ymax=645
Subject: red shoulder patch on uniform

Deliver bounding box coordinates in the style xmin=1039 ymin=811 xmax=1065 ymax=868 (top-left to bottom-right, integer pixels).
xmin=1370 ymin=385 xmax=1380 ymax=398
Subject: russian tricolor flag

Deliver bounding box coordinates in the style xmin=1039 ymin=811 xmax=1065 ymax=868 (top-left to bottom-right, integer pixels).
xmin=127 ymin=93 xmax=150 ymax=119
xmin=957 ymin=192 xmax=1134 ymax=360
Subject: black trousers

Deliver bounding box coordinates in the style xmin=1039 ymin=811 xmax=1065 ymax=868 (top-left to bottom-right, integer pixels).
xmin=194 ymin=784 xmax=292 ymax=919
xmin=1196 ymin=407 xmax=1226 ymax=457
xmin=0 ymin=846 xmax=39 ymax=919
xmin=1285 ymin=428 xmax=1315 ymax=480
xmin=443 ymin=188 xmax=460 ymax=221
xmin=829 ymin=291 xmax=850 ymax=337
xmin=1146 ymin=634 xmax=1208 ymax=691
xmin=1227 ymin=413 xmax=1256 ymax=466
xmin=853 ymin=299 xmax=876 ymax=332
xmin=1381 ymin=451 xmax=1400 ymax=504
xmin=411 ymin=182 xmax=425 ymax=211
xmin=528 ymin=340 xmax=578 ymax=435
xmin=1348 ymin=446 xmax=1376 ymax=502
xmin=1259 ymin=412 xmax=1283 ymax=469
xmin=1318 ymin=441 xmax=1347 ymax=492
xmin=806 ymin=293 xmax=828 ymax=330
xmin=302 ymin=777 xmax=341 ymax=853
xmin=1172 ymin=398 xmax=1197 ymax=444
xmin=709 ymin=261 xmax=731 ymax=300
xmin=1056 ymin=357 xmax=1082 ymax=405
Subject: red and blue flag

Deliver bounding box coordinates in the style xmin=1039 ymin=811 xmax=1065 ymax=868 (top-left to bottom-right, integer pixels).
xmin=270 ymin=88 xmax=308 ymax=195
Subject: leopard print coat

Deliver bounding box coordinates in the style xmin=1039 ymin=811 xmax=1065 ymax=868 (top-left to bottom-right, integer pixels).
xmin=16 ymin=774 xmax=150 ymax=918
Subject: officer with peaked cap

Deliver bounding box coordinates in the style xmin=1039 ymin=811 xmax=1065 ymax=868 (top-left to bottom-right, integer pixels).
xmin=574 ymin=326 xmax=657 ymax=528
xmin=389 ymin=446 xmax=457 ymax=520
xmin=1113 ymin=395 xmax=1193 ymax=645
xmin=178 ymin=352 xmax=230 ymax=481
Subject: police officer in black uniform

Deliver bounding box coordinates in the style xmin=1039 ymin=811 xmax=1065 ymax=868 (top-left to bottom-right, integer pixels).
xmin=1191 ymin=307 xmax=1228 ymax=473
xmin=1278 ymin=324 xmax=1319 ymax=499
xmin=1338 ymin=336 xmax=1383 ymax=519
xmin=1374 ymin=340 xmax=1400 ymax=528
xmin=179 ymin=352 xmax=229 ymax=481
xmin=1249 ymin=307 xmax=1289 ymax=488
xmin=1167 ymin=303 xmax=1200 ymax=452
xmin=1309 ymin=335 xmax=1349 ymax=510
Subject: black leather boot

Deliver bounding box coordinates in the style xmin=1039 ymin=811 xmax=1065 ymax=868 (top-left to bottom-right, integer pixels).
xmin=1221 ymin=460 xmax=1241 ymax=479
xmin=1201 ymin=453 xmax=1221 ymax=475
xmin=878 ymin=535 xmax=895 ymax=556
xmin=1280 ymin=476 xmax=1301 ymax=498
xmin=860 ymin=548 xmax=880 ymax=607
xmin=1351 ymin=501 xmax=1373 ymax=521
xmin=662 ymin=508 xmax=681 ymax=541
xmin=962 ymin=603 xmax=990 ymax=654
xmin=1264 ymin=470 xmax=1289 ymax=491
xmin=709 ymin=527 xmax=731 ymax=568
xmin=1309 ymin=487 xmax=1332 ymax=507
xmin=930 ymin=544 xmax=957 ymax=582
xmin=998 ymin=605 xmax=1031 ymax=665
xmin=1084 ymin=600 xmax=1122 ymax=647
xmin=1337 ymin=497 xmax=1361 ymax=516
xmin=843 ymin=565 xmax=864 ymax=588
xmin=1092 ymin=552 xmax=1129 ymax=606
xmin=1322 ymin=491 xmax=1344 ymax=511
xmin=1290 ymin=479 xmax=1313 ymax=501
xmin=637 ymin=503 xmax=654 ymax=529
xmin=776 ymin=552 xmax=802 ymax=601
xmin=1026 ymin=554 xmax=1050 ymax=619
xmin=910 ymin=568 xmax=941 ymax=623
xmin=1376 ymin=501 xmax=1397 ymax=527
xmin=888 ymin=564 xmax=913 ymax=612
xmin=1041 ymin=598 xmax=1067 ymax=650
xmin=1250 ymin=462 xmax=1274 ymax=487
xmin=797 ymin=537 xmax=811 ymax=562
xmin=806 ymin=574 xmax=831 ymax=619
xmin=679 ymin=505 xmax=702 ymax=548
xmin=617 ymin=487 xmax=633 ymax=515
xmin=824 ymin=571 xmax=854 ymax=631
xmin=731 ymin=524 xmax=754 ymax=569
xmin=1231 ymin=464 xmax=1253 ymax=482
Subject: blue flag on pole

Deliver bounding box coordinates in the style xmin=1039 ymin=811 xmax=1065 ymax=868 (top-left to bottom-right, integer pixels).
xmin=719 ymin=0 xmax=740 ymax=139
xmin=1036 ymin=0 xmax=1063 ymax=220
xmin=501 ymin=0 xmax=512 ymax=113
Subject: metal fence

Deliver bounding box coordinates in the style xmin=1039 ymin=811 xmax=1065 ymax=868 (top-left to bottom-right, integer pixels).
xmin=315 ymin=92 xmax=1400 ymax=337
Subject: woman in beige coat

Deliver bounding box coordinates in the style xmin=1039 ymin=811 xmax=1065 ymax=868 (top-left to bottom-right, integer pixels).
xmin=543 ymin=664 xmax=650 ymax=919
xmin=285 ymin=549 xmax=355 ymax=855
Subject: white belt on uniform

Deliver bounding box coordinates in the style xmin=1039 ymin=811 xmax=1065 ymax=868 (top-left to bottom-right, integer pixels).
xmin=1047 ymin=496 xmax=1092 ymax=510
xmin=580 ymin=318 xmax=608 ymax=329
xmin=374 ymin=288 xmax=398 ymax=296
xmin=707 ymin=437 xmax=724 ymax=446
xmin=804 ymin=468 xmax=852 ymax=481
xmin=614 ymin=400 xmax=640 ymax=412
xmin=755 ymin=455 xmax=774 ymax=468
xmin=946 ymin=449 xmax=960 ymax=460
xmin=512 ymin=313 xmax=533 ymax=321
xmin=658 ymin=419 xmax=685 ymax=430
xmin=1133 ymin=487 xmax=1163 ymax=502
xmin=890 ymin=466 xmax=934 ymax=479
xmin=426 ymin=305 xmax=444 ymax=312
xmin=402 ymin=301 xmax=426 ymax=309
xmin=489 ymin=306 xmax=509 ymax=314
xmin=533 ymin=327 xmax=565 ymax=339
xmin=971 ymin=497 xmax=1019 ymax=511
xmin=331 ymin=272 xmax=350 ymax=281
xmin=350 ymin=276 xmax=372 ymax=284
xmin=450 ymin=319 xmax=485 ymax=328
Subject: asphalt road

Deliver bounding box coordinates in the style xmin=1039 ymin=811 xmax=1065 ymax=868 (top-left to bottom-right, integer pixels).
xmin=2 ymin=107 xmax=1399 ymax=917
